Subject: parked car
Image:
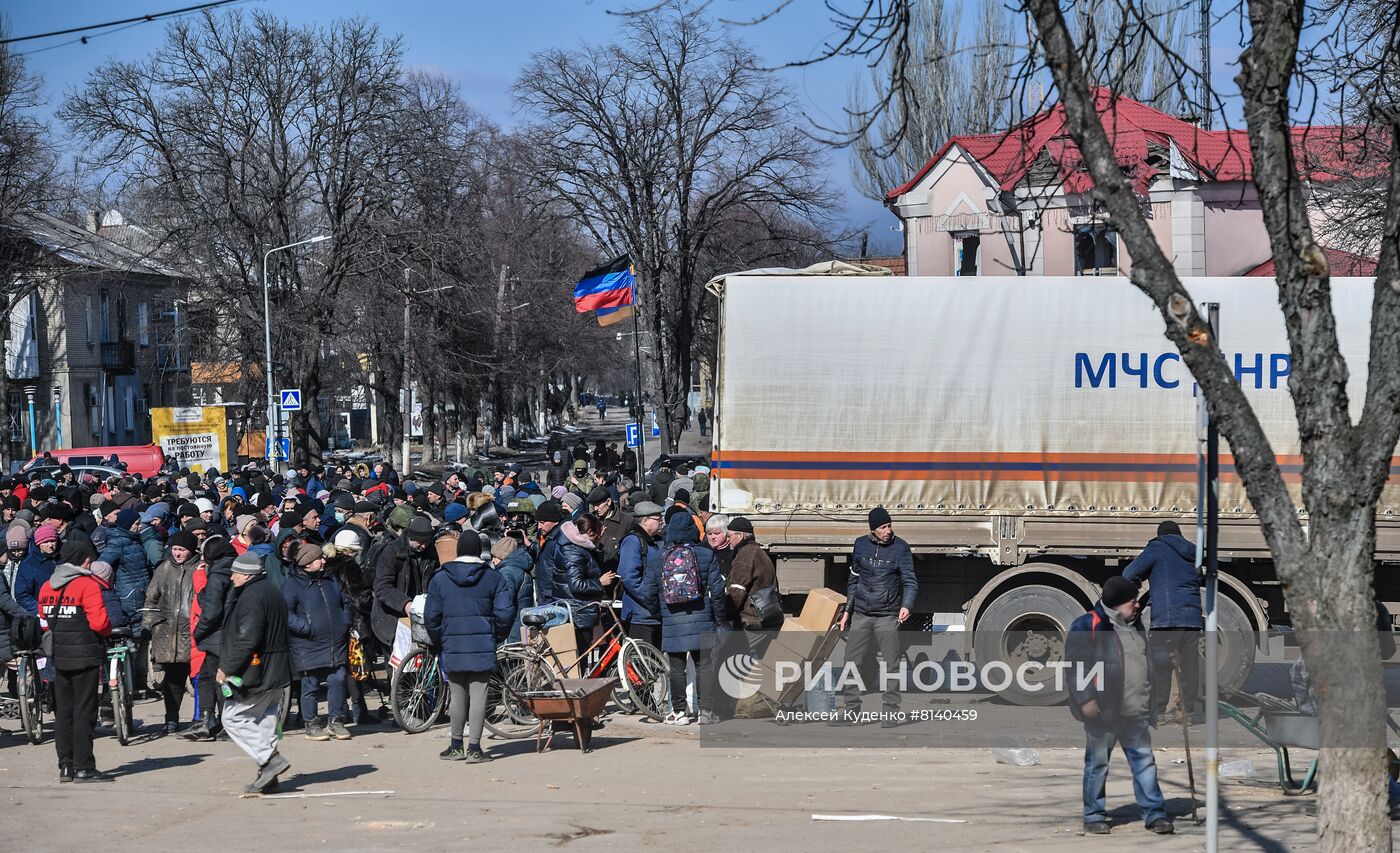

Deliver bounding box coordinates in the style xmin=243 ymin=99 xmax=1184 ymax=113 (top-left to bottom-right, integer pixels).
xmin=23 ymin=444 xmax=166 ymax=478
xmin=21 ymin=464 xmax=127 ymax=484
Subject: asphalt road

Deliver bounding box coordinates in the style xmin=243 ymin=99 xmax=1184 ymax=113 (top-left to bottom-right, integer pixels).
xmin=0 ymin=689 xmax=1330 ymax=852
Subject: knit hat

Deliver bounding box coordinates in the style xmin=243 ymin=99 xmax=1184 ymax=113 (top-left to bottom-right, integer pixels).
xmin=406 ymin=515 xmax=434 ymax=543
xmin=443 ymin=503 xmax=468 ymax=525
xmin=1157 ymin=520 xmax=1182 ymax=538
xmin=561 ymin=493 xmax=583 ymax=513
xmin=60 ymin=538 xmax=97 ymax=565
xmin=33 ymin=525 xmax=59 ymax=545
xmin=114 ymin=508 xmax=141 ymax=531
xmin=90 ymin=560 xmax=114 ymax=583
xmin=868 ymin=506 xmax=892 ymax=530
xmin=169 ymin=530 xmax=199 ymax=553
xmin=141 ymin=502 xmax=171 ymax=524
xmin=231 ymin=551 xmax=264 ymax=575
xmin=727 ymin=516 xmax=754 ymax=535
xmin=6 ymin=525 xmax=28 ymax=548
xmin=194 ymin=498 xmax=215 ymax=514
xmin=294 ymin=543 xmax=324 ymax=567
xmin=455 ymin=532 xmax=482 ymax=559
xmin=234 ymin=514 xmax=257 ymax=535
xmin=427 ymin=481 xmax=445 ymax=496
xmin=535 ymin=500 xmax=565 ymax=524
xmin=551 ymin=486 xmax=567 ymax=500
xmin=1100 ymin=576 xmax=1140 ymax=609
xmin=99 ymin=499 xmax=120 ymax=517
xmin=332 ymin=529 xmax=363 ymax=551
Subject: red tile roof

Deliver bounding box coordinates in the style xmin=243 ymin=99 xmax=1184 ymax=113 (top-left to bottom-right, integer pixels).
xmin=1244 ymin=247 xmax=1377 ymax=277
xmin=886 ymin=88 xmax=1380 ymax=200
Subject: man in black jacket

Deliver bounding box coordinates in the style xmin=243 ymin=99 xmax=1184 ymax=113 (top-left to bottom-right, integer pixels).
xmin=833 ymin=506 xmax=916 ymax=727
xmin=184 ymin=537 xmax=237 ymax=742
xmin=218 ymin=551 xmax=293 ymax=794
xmin=370 ymin=515 xmax=437 ymax=647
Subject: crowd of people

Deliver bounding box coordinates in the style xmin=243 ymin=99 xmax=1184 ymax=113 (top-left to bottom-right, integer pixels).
xmin=0 ymin=440 xmax=779 ymax=794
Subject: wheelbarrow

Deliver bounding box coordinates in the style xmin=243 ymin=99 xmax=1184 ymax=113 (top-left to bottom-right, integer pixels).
xmin=519 ymin=677 xmax=616 ymax=753
xmin=1217 ymin=693 xmax=1319 ymax=795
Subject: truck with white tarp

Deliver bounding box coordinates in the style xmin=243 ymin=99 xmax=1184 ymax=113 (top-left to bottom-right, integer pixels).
xmin=705 ymin=268 xmax=1400 ymax=703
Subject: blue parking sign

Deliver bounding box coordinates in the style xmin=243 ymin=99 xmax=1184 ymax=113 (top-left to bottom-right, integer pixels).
xmin=625 ymin=422 xmax=640 ymax=448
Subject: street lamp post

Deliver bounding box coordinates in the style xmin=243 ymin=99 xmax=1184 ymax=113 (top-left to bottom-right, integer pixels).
xmin=263 ymin=235 xmax=330 ymax=469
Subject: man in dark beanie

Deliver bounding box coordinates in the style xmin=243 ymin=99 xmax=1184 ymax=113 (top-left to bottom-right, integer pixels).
xmin=1066 ymin=576 xmax=1172 ymax=835
xmin=1124 ymin=520 xmax=1203 ymax=723
xmin=38 ymin=538 xmax=113 ymax=781
xmin=370 ymin=514 xmax=437 ymax=648
xmin=219 ymin=550 xmax=293 ymax=794
xmin=532 ymin=500 xmax=567 ymax=604
xmin=831 ymin=505 xmax=916 ymax=728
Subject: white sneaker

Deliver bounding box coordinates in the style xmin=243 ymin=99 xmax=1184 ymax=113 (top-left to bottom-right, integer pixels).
xmin=696 ymin=711 xmax=720 ymax=726
xmin=664 ymin=711 xmax=691 ymax=726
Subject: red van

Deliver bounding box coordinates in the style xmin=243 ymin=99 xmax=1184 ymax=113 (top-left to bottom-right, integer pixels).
xmin=24 ymin=445 xmax=167 ymax=478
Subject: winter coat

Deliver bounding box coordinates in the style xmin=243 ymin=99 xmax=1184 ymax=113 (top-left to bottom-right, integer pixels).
xmin=649 ymin=469 xmax=675 ymax=506
xmin=846 ymin=533 xmax=917 ymax=617
xmin=219 ymin=573 xmax=292 ymax=696
xmin=100 ymin=525 xmax=150 ymax=625
xmin=267 ymin=528 xmax=306 ymax=590
xmin=370 ymin=534 xmax=438 ymax=646
xmin=98 ymin=579 xmax=129 ymax=631
xmin=143 ymin=553 xmax=199 ymax=664
xmin=1124 ymin=534 xmax=1202 ymax=629
xmin=38 ymin=563 xmax=113 ymax=670
xmin=596 ymin=508 xmax=633 ymax=571
xmin=658 ymin=512 xmax=726 ymax=654
xmin=0 ymin=568 xmax=30 ymax=662
xmin=140 ymin=523 xmax=167 ymax=570
xmin=493 ymin=548 xmax=535 ymax=643
xmin=326 ymin=553 xmax=373 ymax=638
xmin=423 ymin=557 xmax=513 ymax=673
xmin=192 ymin=551 xmax=235 ymax=653
xmin=547 ymin=463 xmax=568 ymax=489
xmin=1065 ymin=600 xmax=1159 ymax=725
xmin=282 ymin=567 xmax=351 ymax=673
xmin=556 ymin=522 xmax=605 ymax=630
xmin=618 ymin=526 xmax=662 ymax=626
xmin=726 ymin=538 xmax=778 ymax=628
xmin=534 ymin=525 xmax=565 ymax=604
xmin=14 ymin=545 xmax=57 ymax=614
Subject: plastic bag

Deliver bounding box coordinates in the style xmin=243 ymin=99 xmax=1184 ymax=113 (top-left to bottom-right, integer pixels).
xmin=991 ymin=748 xmax=1041 ymax=767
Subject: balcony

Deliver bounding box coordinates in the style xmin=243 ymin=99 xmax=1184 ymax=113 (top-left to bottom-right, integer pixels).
xmin=156 ymin=344 xmax=189 ymax=371
xmin=100 ymin=340 xmax=135 ymax=373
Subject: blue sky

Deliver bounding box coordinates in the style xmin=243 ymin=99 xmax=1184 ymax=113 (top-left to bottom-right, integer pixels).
xmin=6 ymin=0 xmax=907 ymax=253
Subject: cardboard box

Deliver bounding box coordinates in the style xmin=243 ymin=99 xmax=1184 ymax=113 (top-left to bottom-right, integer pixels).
xmin=796 ymin=587 xmax=847 ymax=631
xmin=545 ymin=623 xmax=579 ymax=673
xmin=757 ymin=659 xmax=807 ymax=704
xmin=767 ymin=624 xmax=825 ymax=662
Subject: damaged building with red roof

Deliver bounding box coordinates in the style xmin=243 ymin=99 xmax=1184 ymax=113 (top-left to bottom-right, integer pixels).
xmin=884 ymin=88 xmax=1379 ymax=279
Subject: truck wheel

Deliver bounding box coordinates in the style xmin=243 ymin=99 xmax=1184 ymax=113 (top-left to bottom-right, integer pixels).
xmin=972 ymin=585 xmax=1085 ymax=706
xmin=1211 ymin=594 xmax=1256 ymax=696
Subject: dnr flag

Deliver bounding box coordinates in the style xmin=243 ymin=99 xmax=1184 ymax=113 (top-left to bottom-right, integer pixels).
xmin=573 ymin=255 xmax=635 ymax=313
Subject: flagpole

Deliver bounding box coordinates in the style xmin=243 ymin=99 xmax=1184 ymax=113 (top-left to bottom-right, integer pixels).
xmin=631 ymin=292 xmax=647 ymax=477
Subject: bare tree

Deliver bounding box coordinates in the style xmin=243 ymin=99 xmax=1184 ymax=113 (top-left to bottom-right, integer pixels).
xmin=515 ymin=1 xmax=837 ymax=450
xmin=733 ymin=0 xmax=1399 ymax=845
xmin=0 ymin=31 xmax=60 ymax=464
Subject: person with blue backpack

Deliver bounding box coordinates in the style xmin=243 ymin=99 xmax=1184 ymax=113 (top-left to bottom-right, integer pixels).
xmin=657 ymin=511 xmax=726 ymax=726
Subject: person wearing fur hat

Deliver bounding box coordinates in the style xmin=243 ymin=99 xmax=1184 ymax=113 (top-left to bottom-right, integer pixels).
xmin=1066 ymin=576 xmax=1173 ymax=835
xmin=832 ymin=506 xmax=917 ymax=727
xmin=144 ymin=529 xmax=201 ymax=734
xmin=283 ymin=541 xmax=353 ymax=741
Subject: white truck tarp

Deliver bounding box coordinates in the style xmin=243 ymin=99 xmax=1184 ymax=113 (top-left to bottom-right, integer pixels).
xmin=713 ymin=275 xmax=1388 ymax=518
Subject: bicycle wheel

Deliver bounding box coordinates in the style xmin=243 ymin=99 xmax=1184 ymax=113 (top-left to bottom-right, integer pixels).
xmin=113 ymin=665 xmax=132 ymax=746
xmin=17 ymin=655 xmax=43 ymax=745
xmin=483 ymin=654 xmax=535 ymax=740
xmin=390 ymin=648 xmax=447 ymax=734
xmin=618 ymin=639 xmax=670 ymax=722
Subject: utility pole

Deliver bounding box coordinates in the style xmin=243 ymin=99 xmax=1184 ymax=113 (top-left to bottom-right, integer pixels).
xmin=1199 ymin=0 xmax=1212 ymax=129
xmin=401 ymin=267 xmax=412 ymax=477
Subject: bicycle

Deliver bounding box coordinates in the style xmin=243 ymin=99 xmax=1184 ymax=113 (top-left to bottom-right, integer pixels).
xmin=101 ymin=627 xmax=137 ymax=745
xmin=389 ymin=643 xmax=530 ymax=739
xmin=5 ymin=646 xmax=45 ymax=744
xmin=495 ymin=600 xmax=671 ymax=727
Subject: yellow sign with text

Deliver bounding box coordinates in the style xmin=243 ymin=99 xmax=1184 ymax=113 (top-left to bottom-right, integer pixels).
xmin=150 ymin=406 xmax=229 ymax=473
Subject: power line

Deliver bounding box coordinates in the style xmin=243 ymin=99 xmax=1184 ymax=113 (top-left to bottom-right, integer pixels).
xmin=1 ymin=0 xmax=243 ymax=45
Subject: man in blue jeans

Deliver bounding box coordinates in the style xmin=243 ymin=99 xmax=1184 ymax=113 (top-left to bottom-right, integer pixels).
xmin=1065 ymin=575 xmax=1174 ymax=835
